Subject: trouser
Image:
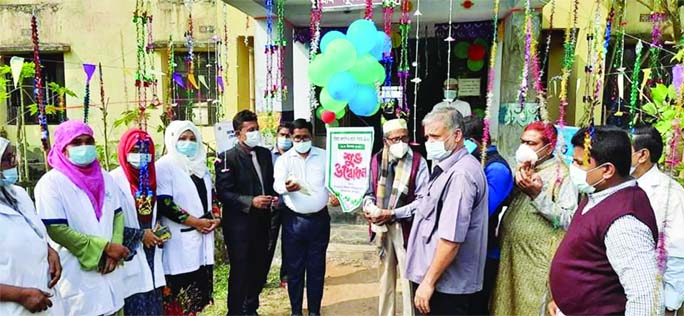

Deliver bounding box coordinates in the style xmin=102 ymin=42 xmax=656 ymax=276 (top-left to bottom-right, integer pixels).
xmin=283 ymin=208 xmax=331 ymax=316
xmin=470 ymin=257 xmax=499 ymax=316
xmin=411 ymin=283 xmax=475 ymax=316
xmin=265 ymin=207 xmax=288 ymax=282
xmin=224 ymin=211 xmax=270 ymax=315
xmin=378 ymin=222 xmax=415 ymax=316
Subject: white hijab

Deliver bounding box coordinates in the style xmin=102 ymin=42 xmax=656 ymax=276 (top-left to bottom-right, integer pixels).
xmin=164 ymin=120 xmax=208 ymax=177
xmin=0 ymin=137 xmax=18 ymax=208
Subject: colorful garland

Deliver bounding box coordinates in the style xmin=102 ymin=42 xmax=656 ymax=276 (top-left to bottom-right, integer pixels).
xmin=276 ymin=0 xmax=287 ymax=101
xmin=518 ymin=0 xmax=534 ymax=113
xmin=649 ymin=8 xmax=665 ymax=82
xmin=365 ymin=0 xmax=374 ymax=19
xmin=309 ymin=0 xmax=322 ymax=114
xmin=166 ymin=35 xmax=176 ymax=122
xmin=480 ymin=0 xmax=501 ymax=165
xmin=629 ymin=40 xmax=644 ymax=131
xmin=612 ymin=0 xmax=627 ymax=117
xmin=382 ymin=0 xmax=398 ymax=87
xmin=397 ymin=0 xmax=411 ymax=115
xmin=134 ymin=0 xmax=155 ymax=129
xmin=31 ymin=14 xmax=49 ymax=151
xmin=135 ymin=137 xmax=153 ymax=216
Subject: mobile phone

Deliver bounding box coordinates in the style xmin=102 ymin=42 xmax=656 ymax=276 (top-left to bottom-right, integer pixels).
xmin=154 ymin=225 xmax=171 ymax=241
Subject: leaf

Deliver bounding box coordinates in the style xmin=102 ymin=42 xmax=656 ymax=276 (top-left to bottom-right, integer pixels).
xmin=642 ymin=102 xmax=659 ymax=116
xmin=27 ymin=104 xmax=38 ymax=116
xmin=668 ymin=84 xmax=677 ymax=100
xmin=652 ymin=83 xmax=669 ymax=103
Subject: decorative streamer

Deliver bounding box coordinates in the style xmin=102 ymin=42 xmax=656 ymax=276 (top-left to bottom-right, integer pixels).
xmin=480 ymin=0 xmax=501 ymax=165
xmin=31 ymin=14 xmax=49 ymax=152
xmin=276 ymin=0 xmax=287 ymax=102
xmin=539 ymin=0 xmax=555 ymax=81
xmin=517 ymin=0 xmax=532 ymax=110
xmin=629 ymin=40 xmax=643 ymax=131
xmin=365 ymin=0 xmax=374 ymax=19
xmin=308 ymin=0 xmax=322 ymax=114
xmin=397 ymin=0 xmax=411 ymax=116
xmin=134 ymin=0 xmax=154 ymax=129
xmin=99 ymin=63 xmax=111 ymax=170
xmin=166 ymin=35 xmax=176 ymax=121
xmin=668 ymin=65 xmax=684 ymax=169
xmin=382 ymin=0 xmax=398 ymax=87
xmin=184 ymin=3 xmax=195 ymax=124
xmin=82 ymin=64 xmax=97 ymax=123
xmin=173 ymin=72 xmax=186 ymax=89
xmin=9 ymin=56 xmax=24 ymax=89
xmin=444 ymin=0 xmax=455 ymax=82
xmin=263 ymin=0 xmax=277 ymax=130
xmin=649 ymin=6 xmax=665 ymax=82
xmin=410 ymin=0 xmax=422 ymax=145
xmin=135 ymin=137 xmax=153 ymax=216
xmin=613 ymin=0 xmax=627 ymax=117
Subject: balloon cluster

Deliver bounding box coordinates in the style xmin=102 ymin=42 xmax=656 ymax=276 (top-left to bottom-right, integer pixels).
xmin=454 ymin=39 xmax=487 ymax=72
xmin=309 ymin=19 xmax=391 ymax=124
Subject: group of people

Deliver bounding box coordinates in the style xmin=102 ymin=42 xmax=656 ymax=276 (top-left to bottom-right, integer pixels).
xmin=0 ymin=100 xmax=683 ymax=316
xmin=364 ymin=104 xmax=684 ymax=316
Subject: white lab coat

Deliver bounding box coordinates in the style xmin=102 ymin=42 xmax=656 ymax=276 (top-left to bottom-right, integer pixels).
xmin=638 ymin=166 xmax=684 ymax=256
xmin=0 ymin=185 xmax=64 ymax=316
xmin=35 ymin=170 xmax=125 ymax=316
xmin=110 ymin=167 xmax=166 ymax=298
xmin=155 ymin=155 xmax=214 ymax=276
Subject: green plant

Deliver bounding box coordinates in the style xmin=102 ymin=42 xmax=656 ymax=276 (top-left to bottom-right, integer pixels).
xmin=641 ymin=83 xmax=684 ymax=183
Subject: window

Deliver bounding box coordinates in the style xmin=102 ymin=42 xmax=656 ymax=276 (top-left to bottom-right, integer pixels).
xmin=172 ymin=51 xmax=220 ymax=126
xmin=3 ymin=53 xmax=66 ymax=125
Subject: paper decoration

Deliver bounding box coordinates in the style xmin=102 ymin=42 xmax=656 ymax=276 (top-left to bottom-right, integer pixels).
xmin=173 ymin=72 xmax=185 ymax=89
xmin=9 ymin=56 xmax=24 ymax=88
xmin=83 ymin=64 xmax=97 ymax=83
xmin=326 ymin=127 xmax=375 ymax=213
xmin=217 ymin=75 xmax=225 ymax=93
xmin=198 ymin=75 xmax=209 ymax=89
xmin=187 ymin=73 xmax=199 ymax=90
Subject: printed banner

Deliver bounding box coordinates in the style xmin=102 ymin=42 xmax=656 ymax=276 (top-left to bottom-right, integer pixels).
xmin=214 ymin=121 xmax=237 ymax=153
xmin=326 ymin=127 xmax=375 ymax=213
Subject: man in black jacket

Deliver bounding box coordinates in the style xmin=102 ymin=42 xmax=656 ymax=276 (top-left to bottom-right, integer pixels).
xmin=215 ymin=110 xmax=279 ymax=316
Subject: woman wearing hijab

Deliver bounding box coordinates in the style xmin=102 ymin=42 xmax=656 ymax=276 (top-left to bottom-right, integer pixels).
xmin=110 ymin=128 xmax=166 ymax=315
xmin=156 ymin=120 xmax=220 ymax=315
xmin=35 ymin=120 xmax=130 ymax=316
xmin=0 ymin=137 xmax=64 ymax=316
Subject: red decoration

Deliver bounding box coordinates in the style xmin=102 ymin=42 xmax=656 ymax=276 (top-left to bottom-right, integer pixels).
xmin=462 ymin=0 xmax=474 ymax=9
xmin=321 ymin=110 xmax=337 ymax=124
xmin=467 ymin=44 xmax=486 ymax=61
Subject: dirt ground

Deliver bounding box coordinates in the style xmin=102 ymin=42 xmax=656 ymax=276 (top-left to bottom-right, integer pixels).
xmin=205 ymin=224 xmax=410 ymax=316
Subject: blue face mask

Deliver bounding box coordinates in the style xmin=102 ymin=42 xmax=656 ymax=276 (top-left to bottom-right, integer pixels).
xmin=176 ymin=140 xmax=199 ymax=158
xmin=0 ymin=167 xmax=19 ymax=186
xmin=277 ymin=137 xmax=293 ymax=151
xmin=464 ymin=139 xmax=478 ymax=154
xmin=68 ymin=145 xmax=98 ymax=166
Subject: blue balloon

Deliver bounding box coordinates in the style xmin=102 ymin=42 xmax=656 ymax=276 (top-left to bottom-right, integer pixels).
xmin=327 ymin=72 xmax=359 ymax=102
xmin=347 ymin=19 xmax=378 ymax=55
xmin=349 ymin=84 xmax=379 ymax=117
xmin=369 ymin=31 xmax=391 ymax=60
xmin=320 ymin=31 xmax=346 ymax=53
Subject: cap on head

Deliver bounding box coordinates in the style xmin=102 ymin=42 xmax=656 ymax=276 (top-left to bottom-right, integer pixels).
xmin=443 ymin=78 xmax=458 ymax=88
xmin=383 ymin=118 xmax=408 ymax=135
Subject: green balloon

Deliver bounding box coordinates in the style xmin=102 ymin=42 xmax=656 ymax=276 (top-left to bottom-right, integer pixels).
xmin=325 ymin=38 xmax=358 ymax=72
xmin=308 ymin=55 xmax=336 ymax=87
xmin=454 ymin=41 xmax=470 ymax=59
xmin=315 ymin=106 xmax=324 ymax=120
xmin=320 ymin=88 xmax=347 ymax=112
xmin=327 ymin=120 xmax=340 ymax=128
xmin=335 ymin=107 xmax=346 ymax=119
xmin=349 ymin=54 xmax=386 ymax=85
xmin=467 ymin=59 xmax=485 ymax=72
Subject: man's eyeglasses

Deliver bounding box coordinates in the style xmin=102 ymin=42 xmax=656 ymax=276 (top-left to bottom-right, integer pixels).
xmin=293 ymin=136 xmax=312 ymax=143
xmin=386 ymin=136 xmax=409 ymax=144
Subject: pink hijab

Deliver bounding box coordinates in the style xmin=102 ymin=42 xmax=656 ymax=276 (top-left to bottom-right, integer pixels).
xmin=47 ymin=120 xmax=105 ymax=220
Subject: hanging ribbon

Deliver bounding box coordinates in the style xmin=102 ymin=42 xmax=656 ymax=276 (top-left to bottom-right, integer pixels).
xmin=217 ymin=76 xmax=225 ymax=94
xmin=84 ymin=64 xmax=97 ymax=83
xmin=82 ymin=63 xmax=97 ymax=123
xmin=480 ymin=0 xmax=501 ymax=165
xmin=198 ymin=75 xmax=209 ymax=90
xmin=187 ymin=73 xmax=199 ymax=90
xmin=10 ymin=56 xmax=24 ymax=89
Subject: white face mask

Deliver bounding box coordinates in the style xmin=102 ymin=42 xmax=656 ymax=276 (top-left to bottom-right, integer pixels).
xmin=294 ymin=140 xmax=312 ymax=154
xmin=515 ymin=143 xmax=549 ymax=165
xmin=443 ymin=89 xmax=457 ymax=101
xmin=389 ymin=142 xmax=409 ymax=160
xmin=127 ymin=153 xmax=152 ymax=169
xmin=426 ymin=140 xmax=451 ymax=161
xmin=244 ymin=131 xmax=261 ymax=148
xmin=569 ymin=163 xmax=607 ymax=194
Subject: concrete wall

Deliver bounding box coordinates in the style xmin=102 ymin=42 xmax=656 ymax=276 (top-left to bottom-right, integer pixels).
xmin=0 ymin=0 xmax=253 ymax=164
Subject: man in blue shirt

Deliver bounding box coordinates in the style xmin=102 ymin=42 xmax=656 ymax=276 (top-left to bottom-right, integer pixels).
xmin=462 ymin=115 xmax=514 ymax=315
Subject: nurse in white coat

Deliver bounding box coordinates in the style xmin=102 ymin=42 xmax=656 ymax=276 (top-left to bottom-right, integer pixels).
xmin=0 ymin=137 xmax=64 ymax=316
xmin=156 ymin=120 xmax=220 ymax=314
xmin=110 ymin=128 xmax=166 ymax=315
xmin=35 ymin=120 xmax=130 ymax=316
